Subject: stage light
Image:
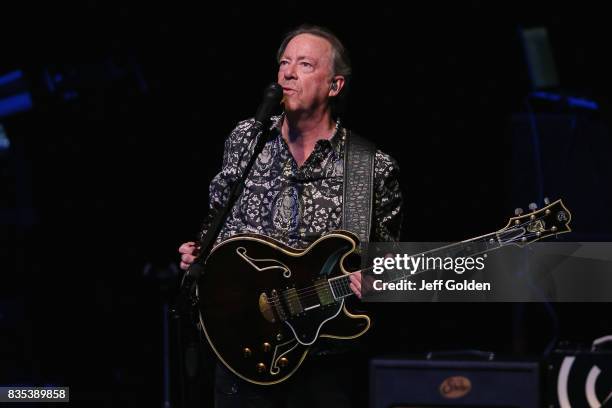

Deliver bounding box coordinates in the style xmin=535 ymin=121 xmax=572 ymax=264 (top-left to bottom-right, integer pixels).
xmin=520 ymin=26 xmax=560 ymax=91
xmin=0 ymin=70 xmax=33 ymax=118
xmin=0 ymin=123 xmax=9 ymax=152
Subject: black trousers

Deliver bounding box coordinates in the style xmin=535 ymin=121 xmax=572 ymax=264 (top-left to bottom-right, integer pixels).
xmin=214 ymin=352 xmax=368 ymax=408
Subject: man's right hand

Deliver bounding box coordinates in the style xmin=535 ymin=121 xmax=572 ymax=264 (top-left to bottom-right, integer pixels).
xmin=178 ymin=242 xmax=200 ymax=270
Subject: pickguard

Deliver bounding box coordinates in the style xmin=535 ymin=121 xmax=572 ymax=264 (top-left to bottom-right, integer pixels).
xmin=284 ymin=299 xmax=344 ymax=345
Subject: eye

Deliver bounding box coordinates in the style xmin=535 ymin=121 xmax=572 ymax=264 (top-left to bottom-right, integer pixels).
xmin=300 ymin=61 xmax=313 ymax=68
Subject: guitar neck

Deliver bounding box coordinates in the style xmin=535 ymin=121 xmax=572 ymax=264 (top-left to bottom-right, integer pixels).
xmin=328 ymin=228 xmax=526 ymax=299
xmin=378 ymin=232 xmax=502 ymax=284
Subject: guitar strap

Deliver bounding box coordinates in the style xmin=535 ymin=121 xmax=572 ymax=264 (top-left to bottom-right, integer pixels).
xmin=342 ymin=130 xmax=376 ymax=251
xmin=194 ymin=127 xmax=376 ymax=270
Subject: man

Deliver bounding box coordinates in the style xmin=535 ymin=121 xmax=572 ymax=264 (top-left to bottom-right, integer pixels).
xmin=178 ymin=25 xmax=402 ymax=407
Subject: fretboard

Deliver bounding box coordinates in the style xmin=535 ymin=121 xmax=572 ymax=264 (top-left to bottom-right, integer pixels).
xmin=381 ymin=232 xmax=502 ymax=283
xmin=327 ymin=228 xmax=526 ymax=299
xmin=328 ymin=274 xmax=354 ymax=299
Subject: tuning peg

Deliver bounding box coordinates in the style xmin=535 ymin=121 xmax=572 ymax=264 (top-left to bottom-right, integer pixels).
xmin=528 ymin=203 xmax=538 ymax=211
xmin=543 ymin=197 xmax=550 ymax=205
xmin=514 ymin=208 xmax=524 ymax=216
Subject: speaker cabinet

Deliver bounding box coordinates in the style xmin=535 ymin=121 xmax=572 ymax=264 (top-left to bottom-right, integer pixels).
xmin=370 ymin=358 xmax=540 ymax=407
xmin=546 ymin=349 xmax=612 ymax=408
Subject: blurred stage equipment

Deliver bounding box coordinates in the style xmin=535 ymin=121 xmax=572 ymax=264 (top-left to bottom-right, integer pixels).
xmin=0 ymin=70 xmax=33 ymax=118
xmin=513 ymin=25 xmax=610 ymax=241
xmin=520 ymin=26 xmax=559 ymax=90
xmin=547 ymin=335 xmax=612 ymax=408
xmin=518 ymin=25 xmax=599 ymax=111
xmin=143 ymin=262 xmax=181 ymax=408
xmin=0 ymin=56 xmax=147 ymax=120
xmin=42 ymin=56 xmax=148 ymax=102
xmin=370 ymin=352 xmax=540 ymax=407
xmin=0 ymin=123 xmax=9 ymax=152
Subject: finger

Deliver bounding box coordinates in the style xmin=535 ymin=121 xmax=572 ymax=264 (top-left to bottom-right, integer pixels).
xmin=350 ymin=276 xmax=362 ymax=294
xmin=181 ymin=254 xmax=196 ymax=263
xmin=178 ymin=242 xmax=196 ymax=253
xmin=350 ymin=282 xmax=362 ymax=299
xmin=180 ymin=261 xmax=190 ymax=271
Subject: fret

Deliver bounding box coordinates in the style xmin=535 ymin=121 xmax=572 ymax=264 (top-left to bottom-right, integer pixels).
xmin=425 ymin=233 xmax=500 ymax=259
xmin=329 ymin=274 xmax=354 ymax=299
xmin=375 ymin=233 xmax=504 ymax=285
xmin=329 ymin=233 xmax=506 ymax=297
xmin=329 ymin=278 xmax=340 ymax=299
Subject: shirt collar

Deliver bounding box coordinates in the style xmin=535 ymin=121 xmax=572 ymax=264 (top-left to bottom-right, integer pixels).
xmin=271 ymin=113 xmax=345 ymax=155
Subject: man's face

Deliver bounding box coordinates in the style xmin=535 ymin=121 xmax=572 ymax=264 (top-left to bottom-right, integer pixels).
xmin=278 ymin=34 xmax=335 ymax=114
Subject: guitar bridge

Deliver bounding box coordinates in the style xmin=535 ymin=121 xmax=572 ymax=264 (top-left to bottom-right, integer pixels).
xmin=259 ymin=292 xmax=276 ymax=323
xmin=261 ymin=290 xmax=286 ymax=322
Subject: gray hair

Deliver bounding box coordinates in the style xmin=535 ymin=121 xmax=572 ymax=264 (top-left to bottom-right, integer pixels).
xmin=276 ymin=25 xmax=352 ymax=79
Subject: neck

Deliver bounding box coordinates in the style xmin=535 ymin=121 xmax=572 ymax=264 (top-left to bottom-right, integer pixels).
xmin=282 ymin=108 xmax=335 ymax=147
xmin=328 ymin=232 xmax=505 ymax=301
xmin=280 ymin=107 xmax=336 ymax=167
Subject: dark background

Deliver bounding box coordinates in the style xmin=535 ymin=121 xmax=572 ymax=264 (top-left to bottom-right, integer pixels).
xmin=1 ymin=0 xmax=611 ymax=406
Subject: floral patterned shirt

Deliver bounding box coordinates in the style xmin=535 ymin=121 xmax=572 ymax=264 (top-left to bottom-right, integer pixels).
xmin=199 ymin=116 xmax=403 ymax=247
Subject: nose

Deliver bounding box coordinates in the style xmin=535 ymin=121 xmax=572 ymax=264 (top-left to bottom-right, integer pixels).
xmin=282 ymin=62 xmax=297 ymax=80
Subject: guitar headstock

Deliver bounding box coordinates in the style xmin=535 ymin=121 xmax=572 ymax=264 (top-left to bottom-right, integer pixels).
xmin=497 ymin=198 xmax=572 ymax=247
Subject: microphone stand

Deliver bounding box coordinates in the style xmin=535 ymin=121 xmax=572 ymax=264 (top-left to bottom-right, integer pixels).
xmin=172 ymin=119 xmax=276 ymax=408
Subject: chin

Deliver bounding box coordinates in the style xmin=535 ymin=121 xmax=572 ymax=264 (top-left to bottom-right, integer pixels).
xmin=283 ymin=101 xmax=303 ymax=114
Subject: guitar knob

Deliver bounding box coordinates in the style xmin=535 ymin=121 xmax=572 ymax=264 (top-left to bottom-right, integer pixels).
xmin=514 ymin=208 xmax=524 ymax=216
xmin=243 ymin=348 xmax=252 ymax=358
xmin=528 ymin=203 xmax=538 ymax=211
xmin=544 ymin=197 xmax=550 ymax=205
xmin=262 ymin=342 xmax=271 ymax=353
xmin=279 ymin=357 xmax=289 ymax=367
xmin=257 ymin=363 xmax=266 ymax=373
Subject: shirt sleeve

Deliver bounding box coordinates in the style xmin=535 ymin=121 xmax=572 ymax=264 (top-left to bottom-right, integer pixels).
xmin=197 ymin=119 xmax=256 ymax=241
xmin=372 ymin=151 xmax=403 ymax=242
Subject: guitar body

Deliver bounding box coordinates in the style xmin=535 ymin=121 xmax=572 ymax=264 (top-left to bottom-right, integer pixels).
xmin=195 ymin=199 xmax=573 ymax=385
xmin=197 ymin=231 xmax=370 ymax=385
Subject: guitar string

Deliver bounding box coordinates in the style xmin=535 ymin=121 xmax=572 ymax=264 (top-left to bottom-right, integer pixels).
xmin=265 ymin=232 xmax=502 ymax=302
xmin=264 ymin=229 xmax=546 ymax=310
xmin=263 ymin=216 xmax=554 ymax=307
xmin=268 ymin=213 xmax=559 ymax=305
xmin=272 ymin=215 xmax=544 ymax=301
xmin=263 ymin=217 xmax=537 ymax=303
xmin=265 ymin=220 xmax=539 ymax=304
xmin=264 ymin=224 xmax=549 ymax=306
xmin=267 ymin=211 xmax=555 ymax=303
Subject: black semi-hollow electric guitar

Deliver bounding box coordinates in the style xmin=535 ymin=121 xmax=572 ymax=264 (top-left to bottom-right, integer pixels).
xmin=197 ymin=199 xmax=571 ymax=385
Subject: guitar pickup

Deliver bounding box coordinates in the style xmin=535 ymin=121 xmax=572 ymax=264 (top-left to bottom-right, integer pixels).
xmin=314 ymin=278 xmax=335 ymax=306
xmin=282 ymin=288 xmax=304 ymax=316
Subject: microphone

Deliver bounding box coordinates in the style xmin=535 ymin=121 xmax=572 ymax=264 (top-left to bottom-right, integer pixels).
xmin=176 ymin=82 xmax=283 ymax=316
xmin=177 ymin=84 xmax=282 ymax=293
xmin=252 ymin=82 xmax=283 ymax=133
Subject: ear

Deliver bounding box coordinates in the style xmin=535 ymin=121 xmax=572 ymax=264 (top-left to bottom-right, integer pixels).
xmin=328 ymin=76 xmax=345 ymax=97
